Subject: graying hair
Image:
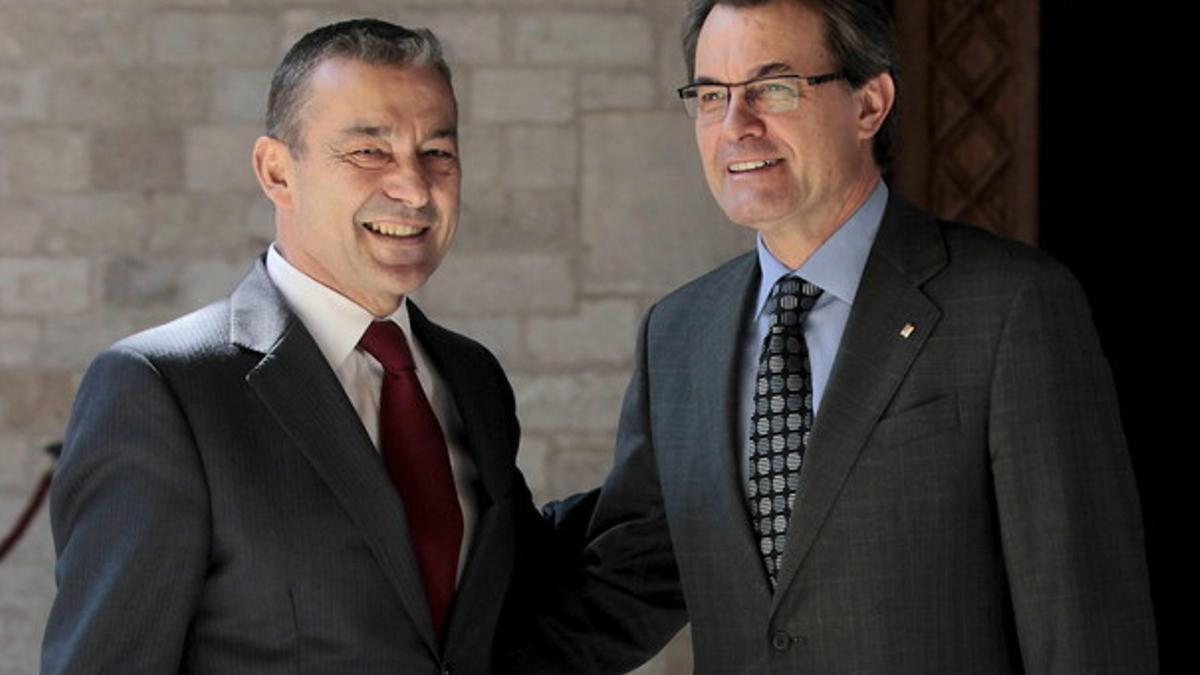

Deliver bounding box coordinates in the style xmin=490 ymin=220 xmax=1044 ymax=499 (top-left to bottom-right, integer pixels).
xmin=266 ymin=18 xmax=452 ymax=153
xmin=681 ymin=0 xmax=898 ymax=169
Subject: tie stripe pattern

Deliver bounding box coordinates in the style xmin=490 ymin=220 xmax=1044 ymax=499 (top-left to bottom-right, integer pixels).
xmin=748 ymin=275 xmax=822 ymax=587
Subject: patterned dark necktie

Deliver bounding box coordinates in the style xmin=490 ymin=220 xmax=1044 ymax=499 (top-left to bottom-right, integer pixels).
xmin=359 ymin=320 xmax=462 ymax=637
xmin=748 ymin=275 xmax=822 ymax=587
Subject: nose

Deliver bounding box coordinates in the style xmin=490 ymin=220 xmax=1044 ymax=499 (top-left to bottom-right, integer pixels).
xmin=381 ymin=154 xmax=431 ymax=207
xmin=722 ymin=87 xmax=766 ymax=141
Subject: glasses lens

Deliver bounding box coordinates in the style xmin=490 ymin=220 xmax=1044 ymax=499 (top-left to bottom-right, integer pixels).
xmin=748 ymin=78 xmax=801 ymax=114
xmin=680 ymin=88 xmax=699 ymax=119
xmin=690 ymin=85 xmax=728 ymax=120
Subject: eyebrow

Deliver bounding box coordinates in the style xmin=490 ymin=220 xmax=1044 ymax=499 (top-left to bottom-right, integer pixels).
xmin=692 ymin=61 xmax=797 ymax=86
xmin=753 ymin=62 xmax=795 ymax=78
xmin=335 ymin=124 xmax=458 ymax=141
xmin=338 ymin=124 xmax=390 ymax=138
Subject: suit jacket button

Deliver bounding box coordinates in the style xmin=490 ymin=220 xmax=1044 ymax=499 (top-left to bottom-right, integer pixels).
xmin=771 ymin=630 xmax=793 ymax=652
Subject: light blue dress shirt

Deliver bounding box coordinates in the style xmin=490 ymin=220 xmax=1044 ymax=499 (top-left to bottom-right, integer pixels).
xmin=736 ymin=181 xmax=889 ymax=488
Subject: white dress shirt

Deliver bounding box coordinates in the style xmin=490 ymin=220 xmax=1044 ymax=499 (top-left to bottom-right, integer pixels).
xmin=266 ymin=245 xmax=477 ymax=579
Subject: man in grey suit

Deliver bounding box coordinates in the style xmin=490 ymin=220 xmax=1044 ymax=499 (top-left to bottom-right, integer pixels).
xmin=512 ymin=0 xmax=1158 ymax=672
xmin=42 ymin=19 xmax=547 ymax=674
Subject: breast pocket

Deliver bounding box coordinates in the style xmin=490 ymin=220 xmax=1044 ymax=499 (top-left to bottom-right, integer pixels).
xmin=872 ymin=393 xmax=960 ymax=446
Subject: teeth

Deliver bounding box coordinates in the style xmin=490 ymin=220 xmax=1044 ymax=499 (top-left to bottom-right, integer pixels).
xmin=729 ymin=159 xmax=778 ymax=173
xmin=365 ymin=221 xmax=426 ymax=237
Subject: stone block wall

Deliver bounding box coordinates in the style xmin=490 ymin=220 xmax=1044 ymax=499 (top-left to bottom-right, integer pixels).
xmin=0 ymin=2 xmax=751 ymax=672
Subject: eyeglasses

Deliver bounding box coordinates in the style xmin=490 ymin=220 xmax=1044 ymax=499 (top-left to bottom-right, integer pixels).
xmin=677 ymin=72 xmax=844 ymax=121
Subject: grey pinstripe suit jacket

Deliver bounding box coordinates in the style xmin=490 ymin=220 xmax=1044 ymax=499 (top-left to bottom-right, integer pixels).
xmin=515 ymin=194 xmax=1158 ymax=674
xmin=42 ymin=258 xmax=542 ymax=674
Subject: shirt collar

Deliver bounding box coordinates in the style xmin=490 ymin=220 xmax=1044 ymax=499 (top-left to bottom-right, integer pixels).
xmin=755 ymin=180 xmax=888 ymax=315
xmin=266 ymin=244 xmax=412 ymax=368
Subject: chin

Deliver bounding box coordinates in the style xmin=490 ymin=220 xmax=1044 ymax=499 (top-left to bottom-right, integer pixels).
xmin=721 ymin=192 xmax=794 ymax=225
xmin=723 ymin=206 xmax=784 ymax=230
xmin=383 ymin=267 xmax=436 ymax=298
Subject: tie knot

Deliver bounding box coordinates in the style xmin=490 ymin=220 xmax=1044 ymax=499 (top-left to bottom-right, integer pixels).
xmin=359 ymin=320 xmax=416 ymax=374
xmin=765 ymin=275 xmax=822 ymax=328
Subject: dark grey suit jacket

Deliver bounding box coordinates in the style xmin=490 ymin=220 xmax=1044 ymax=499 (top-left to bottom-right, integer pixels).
xmin=42 ymin=258 xmax=544 ymax=674
xmin=515 ymin=195 xmax=1158 ymax=673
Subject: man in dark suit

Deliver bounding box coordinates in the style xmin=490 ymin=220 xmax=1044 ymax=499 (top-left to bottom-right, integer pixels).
xmin=512 ymin=1 xmax=1158 ymax=672
xmin=42 ymin=19 xmax=546 ymax=674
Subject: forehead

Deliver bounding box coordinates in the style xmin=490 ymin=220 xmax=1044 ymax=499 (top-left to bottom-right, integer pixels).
xmin=300 ymin=58 xmax=456 ymax=134
xmin=694 ymin=0 xmax=831 ymax=79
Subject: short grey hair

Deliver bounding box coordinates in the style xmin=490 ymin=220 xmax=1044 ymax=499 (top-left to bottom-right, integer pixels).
xmin=266 ymin=18 xmax=452 ymax=153
xmin=681 ymin=0 xmax=898 ymax=169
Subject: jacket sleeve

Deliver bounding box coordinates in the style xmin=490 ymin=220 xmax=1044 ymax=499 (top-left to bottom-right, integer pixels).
xmin=41 ymin=346 xmax=210 ymax=674
xmin=988 ymin=261 xmax=1158 ymax=673
xmin=503 ymin=308 xmax=688 ymax=674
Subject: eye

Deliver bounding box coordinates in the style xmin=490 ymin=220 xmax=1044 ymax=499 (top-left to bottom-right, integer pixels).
xmin=753 ymin=80 xmax=799 ymax=99
xmin=421 ymin=147 xmax=459 ymax=172
xmin=343 ymin=147 xmax=392 ymax=168
xmin=697 ymin=87 xmax=727 ymax=104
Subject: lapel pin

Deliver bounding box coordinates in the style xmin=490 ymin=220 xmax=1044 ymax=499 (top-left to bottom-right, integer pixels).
xmin=899 ymin=323 xmax=915 ymax=339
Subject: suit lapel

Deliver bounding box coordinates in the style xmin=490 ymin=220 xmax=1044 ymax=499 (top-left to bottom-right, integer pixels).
xmin=229 ymin=259 xmax=439 ymax=650
xmin=687 ymin=254 xmax=775 ymax=600
xmin=771 ymin=196 xmax=948 ymax=609
xmin=406 ymin=302 xmax=515 ymax=648
xmin=408 ymin=303 xmax=514 ymax=507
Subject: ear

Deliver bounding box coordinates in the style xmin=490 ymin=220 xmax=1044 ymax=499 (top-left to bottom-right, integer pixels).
xmin=856 ymin=71 xmax=896 ymax=141
xmin=252 ymin=136 xmax=296 ymax=211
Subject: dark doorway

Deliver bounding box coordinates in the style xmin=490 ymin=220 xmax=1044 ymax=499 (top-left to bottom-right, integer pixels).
xmin=1041 ymin=2 xmax=1176 ymax=666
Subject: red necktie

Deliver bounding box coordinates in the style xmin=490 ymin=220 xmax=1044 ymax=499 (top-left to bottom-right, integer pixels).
xmin=359 ymin=320 xmax=463 ymax=637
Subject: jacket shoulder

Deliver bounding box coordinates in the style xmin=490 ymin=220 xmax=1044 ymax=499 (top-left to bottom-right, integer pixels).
xmin=412 ymin=309 xmax=507 ymax=373
xmin=107 ymin=299 xmax=236 ymax=370
xmin=422 ymin=319 xmax=497 ymax=361
xmin=934 ymin=219 xmax=1083 ymax=294
xmin=652 ymin=251 xmax=756 ymax=316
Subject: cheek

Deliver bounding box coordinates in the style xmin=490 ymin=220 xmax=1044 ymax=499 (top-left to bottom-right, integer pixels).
xmin=297 ymin=168 xmax=350 ymax=214
xmin=431 ymin=178 xmax=461 ymax=216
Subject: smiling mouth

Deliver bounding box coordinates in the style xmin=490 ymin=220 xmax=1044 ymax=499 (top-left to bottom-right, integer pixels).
xmin=363 ymin=221 xmax=430 ymax=238
xmin=728 ymin=159 xmax=782 ymax=173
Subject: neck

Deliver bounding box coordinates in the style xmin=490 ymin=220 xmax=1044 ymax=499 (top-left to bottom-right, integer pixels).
xmin=273 ymin=240 xmax=403 ymax=319
xmin=762 ymin=172 xmax=880 ymax=269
